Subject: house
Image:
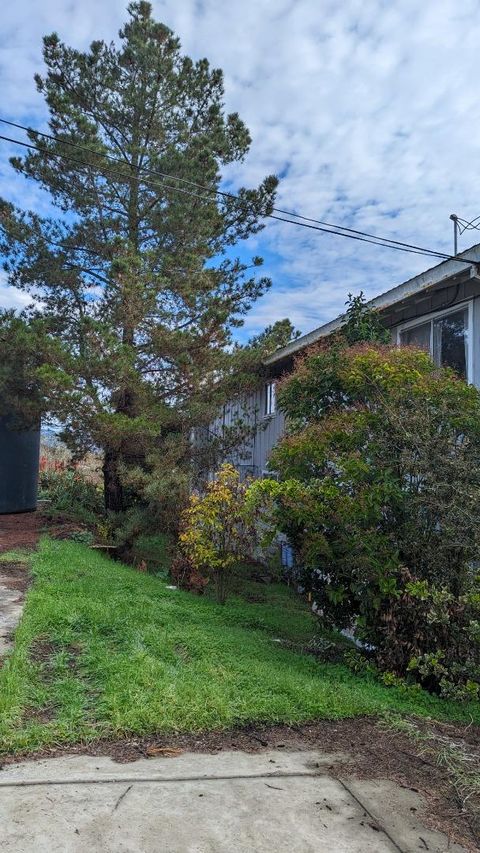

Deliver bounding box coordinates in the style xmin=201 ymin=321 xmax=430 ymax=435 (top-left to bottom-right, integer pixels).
xmin=207 ymin=242 xmax=480 ymax=479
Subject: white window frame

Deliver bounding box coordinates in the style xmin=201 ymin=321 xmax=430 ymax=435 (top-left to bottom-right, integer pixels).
xmin=264 ymin=381 xmax=276 ymax=416
xmin=396 ymin=299 xmax=473 ymax=382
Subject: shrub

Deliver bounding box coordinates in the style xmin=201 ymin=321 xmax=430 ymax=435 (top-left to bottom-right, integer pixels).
xmin=170 ymin=553 xmax=209 ymax=593
xmin=247 ymin=342 xmax=480 ymax=698
xmin=129 ymin=533 xmax=172 ymax=575
xmin=39 ymin=467 xmax=104 ymax=527
xmin=179 ymin=463 xmax=254 ymax=603
xmin=67 ymin=529 xmax=95 ymax=546
xmin=386 ymin=574 xmax=480 ymax=701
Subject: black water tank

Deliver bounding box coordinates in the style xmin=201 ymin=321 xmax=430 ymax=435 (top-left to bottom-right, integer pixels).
xmin=0 ymin=416 xmax=41 ymax=514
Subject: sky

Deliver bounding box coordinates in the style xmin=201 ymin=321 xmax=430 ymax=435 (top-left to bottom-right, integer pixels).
xmin=1 ymin=0 xmax=480 ymax=339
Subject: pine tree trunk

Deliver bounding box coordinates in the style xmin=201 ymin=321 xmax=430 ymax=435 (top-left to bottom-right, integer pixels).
xmin=103 ymin=385 xmax=137 ymax=513
xmin=103 ymin=447 xmax=125 ymax=513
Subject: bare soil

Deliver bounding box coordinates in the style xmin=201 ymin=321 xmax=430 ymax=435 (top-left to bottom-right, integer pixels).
xmin=0 ymin=508 xmax=90 ymax=554
xmin=0 ymin=563 xmax=31 ymax=594
xmin=0 ymin=511 xmax=40 ymax=553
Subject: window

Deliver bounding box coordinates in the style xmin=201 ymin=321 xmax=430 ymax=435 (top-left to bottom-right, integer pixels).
xmin=264 ymin=381 xmax=276 ymax=415
xmin=398 ymin=304 xmax=471 ymax=381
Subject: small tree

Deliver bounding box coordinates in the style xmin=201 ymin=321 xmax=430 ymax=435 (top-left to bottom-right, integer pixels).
xmin=341 ymin=292 xmax=390 ymax=345
xmin=0 ymin=310 xmax=56 ymax=429
xmin=179 ymin=463 xmax=253 ymax=603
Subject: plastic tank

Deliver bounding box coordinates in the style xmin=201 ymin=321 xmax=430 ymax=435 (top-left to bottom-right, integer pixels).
xmin=0 ymin=416 xmax=41 ymax=514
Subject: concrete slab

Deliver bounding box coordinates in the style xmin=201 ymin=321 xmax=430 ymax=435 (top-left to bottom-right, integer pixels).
xmin=0 ymin=750 xmax=468 ymax=853
xmin=344 ymin=777 xmax=467 ymax=853
xmin=0 ymin=571 xmax=25 ymax=656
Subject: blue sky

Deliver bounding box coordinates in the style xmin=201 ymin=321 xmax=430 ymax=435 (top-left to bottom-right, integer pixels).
xmin=1 ymin=0 xmax=480 ymax=340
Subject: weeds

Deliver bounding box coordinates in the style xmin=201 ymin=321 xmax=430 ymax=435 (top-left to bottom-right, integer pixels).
xmin=382 ymin=714 xmax=480 ymax=839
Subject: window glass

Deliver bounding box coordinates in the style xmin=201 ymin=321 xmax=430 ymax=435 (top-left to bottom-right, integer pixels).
xmin=265 ymin=381 xmax=276 ymax=415
xmin=399 ymin=321 xmax=430 ymax=351
xmin=399 ymin=308 xmax=469 ymax=380
xmin=433 ymin=308 xmax=468 ymax=378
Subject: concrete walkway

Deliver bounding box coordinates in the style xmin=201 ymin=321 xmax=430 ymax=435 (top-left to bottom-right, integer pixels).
xmin=0 ymin=511 xmax=38 ymax=658
xmin=0 ymin=567 xmax=27 ymax=657
xmin=0 ymin=749 xmax=467 ymax=852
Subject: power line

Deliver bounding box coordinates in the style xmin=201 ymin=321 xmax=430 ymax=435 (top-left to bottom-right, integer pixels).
xmin=0 ymin=123 xmax=478 ymax=267
xmin=0 ymin=129 xmax=464 ymax=264
xmin=0 ymin=127 xmax=462 ymax=262
xmin=0 ymin=116 xmax=459 ymax=260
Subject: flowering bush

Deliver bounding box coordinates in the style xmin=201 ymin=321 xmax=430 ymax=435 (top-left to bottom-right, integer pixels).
xmin=179 ymin=463 xmax=254 ymax=603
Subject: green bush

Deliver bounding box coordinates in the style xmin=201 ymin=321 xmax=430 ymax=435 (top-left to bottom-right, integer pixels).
xmin=108 ymin=506 xmax=173 ymax=575
xmin=247 ymin=342 xmax=480 ymax=699
xmin=129 ymin=533 xmax=172 ymax=575
xmin=39 ymin=468 xmax=104 ymax=526
xmin=179 ymin=463 xmax=255 ymax=603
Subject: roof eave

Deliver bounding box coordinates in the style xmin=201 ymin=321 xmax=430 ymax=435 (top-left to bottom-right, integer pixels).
xmin=264 ymin=243 xmax=480 ymax=366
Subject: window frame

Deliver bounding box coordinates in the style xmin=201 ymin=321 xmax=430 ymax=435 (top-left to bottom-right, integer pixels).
xmin=264 ymin=380 xmax=276 ymax=416
xmin=396 ymin=299 xmax=473 ymax=382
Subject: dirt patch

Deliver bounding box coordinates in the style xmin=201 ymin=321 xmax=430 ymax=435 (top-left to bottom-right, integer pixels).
xmin=23 ymin=704 xmax=57 ymax=725
xmin=0 ymin=563 xmax=31 ymax=594
xmin=0 ymin=512 xmax=40 ymax=553
xmin=29 ymin=637 xmax=60 ymax=664
xmin=1 ymin=717 xmax=478 ymax=850
xmin=29 ymin=638 xmax=82 ymax=680
xmin=42 ymin=519 xmax=90 ymax=540
xmin=0 ymin=509 xmax=89 ymax=554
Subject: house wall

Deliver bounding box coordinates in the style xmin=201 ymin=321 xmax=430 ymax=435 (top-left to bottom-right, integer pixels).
xmin=207 ymin=385 xmax=285 ymax=477
xmin=211 ymin=280 xmax=480 ymax=480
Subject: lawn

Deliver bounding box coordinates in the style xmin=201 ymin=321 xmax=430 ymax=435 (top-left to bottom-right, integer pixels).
xmin=1 ymin=538 xmax=478 ymax=755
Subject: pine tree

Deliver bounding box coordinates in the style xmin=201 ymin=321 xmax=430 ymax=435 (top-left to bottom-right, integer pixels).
xmin=0 ymin=2 xmax=279 ymax=511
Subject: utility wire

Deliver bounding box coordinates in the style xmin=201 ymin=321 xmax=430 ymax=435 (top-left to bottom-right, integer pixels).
xmin=0 ymin=129 xmax=463 ymax=263
xmin=0 ymin=132 xmax=449 ymax=262
xmin=0 ymin=116 xmax=472 ymax=263
xmin=0 ymin=116 xmax=459 ymax=260
xmin=5 ymin=116 xmax=479 ymax=265
xmin=0 ymin=124 xmax=478 ymax=267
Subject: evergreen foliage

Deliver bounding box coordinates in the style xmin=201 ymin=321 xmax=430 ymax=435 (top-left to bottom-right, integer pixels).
xmin=0 ymin=2 xmax=290 ymax=511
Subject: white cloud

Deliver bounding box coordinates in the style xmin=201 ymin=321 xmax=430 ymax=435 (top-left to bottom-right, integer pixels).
xmin=0 ymin=277 xmax=31 ymax=311
xmin=1 ymin=0 xmax=479 ymax=334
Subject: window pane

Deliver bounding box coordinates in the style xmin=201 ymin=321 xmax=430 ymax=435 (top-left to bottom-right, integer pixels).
xmin=433 ymin=309 xmax=468 ymax=378
xmin=399 ymin=322 xmax=431 ymax=351
xmin=271 ymin=382 xmax=276 ymax=413
xmin=265 ymin=381 xmax=276 ymax=415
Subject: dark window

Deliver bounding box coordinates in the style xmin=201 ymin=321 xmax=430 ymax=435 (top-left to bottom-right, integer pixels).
xmin=399 ymin=321 xmax=430 ymax=351
xmin=433 ymin=309 xmax=468 ymax=379
xmin=399 ymin=307 xmax=469 ymax=379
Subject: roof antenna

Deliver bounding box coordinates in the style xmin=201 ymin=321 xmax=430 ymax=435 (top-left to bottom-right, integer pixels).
xmin=450 ymin=214 xmax=459 ymax=255
xmin=450 ymin=213 xmax=480 ymax=255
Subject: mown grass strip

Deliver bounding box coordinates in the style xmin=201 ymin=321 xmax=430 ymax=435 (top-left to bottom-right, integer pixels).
xmin=1 ymin=538 xmax=478 ymax=755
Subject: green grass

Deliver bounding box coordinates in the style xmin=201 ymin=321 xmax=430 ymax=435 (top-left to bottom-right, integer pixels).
xmin=0 ymin=548 xmax=32 ymax=564
xmin=129 ymin=532 xmax=172 ymax=573
xmin=0 ymin=538 xmax=478 ymax=756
